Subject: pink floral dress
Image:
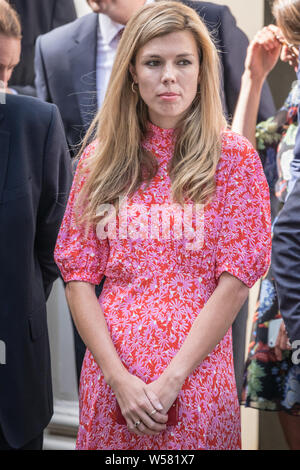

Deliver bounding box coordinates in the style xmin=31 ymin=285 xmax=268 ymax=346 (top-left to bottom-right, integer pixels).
xmin=54 ymin=123 xmax=271 ymax=450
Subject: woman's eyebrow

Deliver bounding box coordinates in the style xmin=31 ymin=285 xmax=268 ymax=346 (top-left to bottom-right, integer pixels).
xmin=141 ymin=53 xmax=195 ymax=59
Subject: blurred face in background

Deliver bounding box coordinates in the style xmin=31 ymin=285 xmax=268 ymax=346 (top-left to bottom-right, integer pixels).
xmin=280 ymin=41 xmax=299 ymax=71
xmin=272 ymin=0 xmax=300 ymax=71
xmin=0 ymin=34 xmax=20 ymax=89
xmin=86 ymin=0 xmax=146 ymax=25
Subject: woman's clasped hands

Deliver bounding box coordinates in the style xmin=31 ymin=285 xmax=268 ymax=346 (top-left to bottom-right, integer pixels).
xmin=111 ymin=371 xmax=182 ymax=436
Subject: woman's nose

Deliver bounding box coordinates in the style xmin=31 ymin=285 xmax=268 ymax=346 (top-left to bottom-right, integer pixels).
xmin=161 ymin=64 xmax=176 ymax=83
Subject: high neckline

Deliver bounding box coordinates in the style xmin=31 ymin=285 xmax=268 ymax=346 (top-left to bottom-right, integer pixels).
xmin=142 ymin=122 xmax=176 ymax=165
xmin=147 ymin=121 xmax=176 ymax=140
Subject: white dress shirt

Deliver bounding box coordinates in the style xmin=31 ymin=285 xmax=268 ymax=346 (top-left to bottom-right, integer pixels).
xmin=96 ymin=0 xmax=154 ymax=109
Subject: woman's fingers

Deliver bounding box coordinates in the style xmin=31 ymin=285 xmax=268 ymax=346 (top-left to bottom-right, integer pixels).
xmin=144 ymin=388 xmax=164 ymax=412
xmin=138 ymin=409 xmax=168 ymax=431
xmin=134 ymin=420 xmax=164 ymax=436
xmin=252 ymin=26 xmax=281 ymax=53
xmin=266 ymin=24 xmax=284 ymax=37
xmin=127 ymin=415 xmax=164 ymax=436
xmin=122 ymin=394 xmax=167 ymax=436
xmin=147 ymin=409 xmax=168 ymax=424
xmin=128 ymin=421 xmax=144 ymax=437
xmin=114 ymin=374 xmax=170 ymax=436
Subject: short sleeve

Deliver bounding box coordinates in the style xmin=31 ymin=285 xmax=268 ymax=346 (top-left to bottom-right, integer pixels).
xmin=215 ymin=134 xmax=272 ymax=288
xmin=54 ymin=143 xmax=109 ymax=284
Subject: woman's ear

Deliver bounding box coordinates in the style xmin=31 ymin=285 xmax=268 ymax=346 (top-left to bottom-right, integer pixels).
xmin=129 ymin=63 xmax=137 ymax=84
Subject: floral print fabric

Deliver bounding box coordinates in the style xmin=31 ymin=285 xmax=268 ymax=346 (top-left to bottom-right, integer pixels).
xmin=54 ymin=124 xmax=271 ymax=449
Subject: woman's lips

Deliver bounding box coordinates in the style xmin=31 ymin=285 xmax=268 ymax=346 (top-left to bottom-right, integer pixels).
xmin=158 ymin=93 xmax=180 ymax=102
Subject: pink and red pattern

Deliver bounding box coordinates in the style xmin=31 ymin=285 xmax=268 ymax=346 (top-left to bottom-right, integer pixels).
xmin=54 ymin=124 xmax=271 ymax=450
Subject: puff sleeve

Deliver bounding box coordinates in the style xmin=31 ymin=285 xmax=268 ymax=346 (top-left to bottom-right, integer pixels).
xmin=54 ymin=143 xmax=109 ymax=284
xmin=215 ymin=135 xmax=272 ymax=288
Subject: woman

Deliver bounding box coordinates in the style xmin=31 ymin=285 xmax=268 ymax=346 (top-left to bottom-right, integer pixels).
xmin=232 ymin=0 xmax=300 ymax=450
xmin=0 ymin=0 xmax=21 ymax=93
xmin=54 ymin=1 xmax=271 ymax=450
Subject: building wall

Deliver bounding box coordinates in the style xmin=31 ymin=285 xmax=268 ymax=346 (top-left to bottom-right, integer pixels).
xmin=211 ymin=0 xmax=264 ymax=39
xmin=73 ymin=0 xmax=90 ymax=17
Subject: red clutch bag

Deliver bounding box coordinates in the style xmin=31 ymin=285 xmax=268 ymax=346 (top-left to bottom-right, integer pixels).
xmin=115 ymin=399 xmax=179 ymax=426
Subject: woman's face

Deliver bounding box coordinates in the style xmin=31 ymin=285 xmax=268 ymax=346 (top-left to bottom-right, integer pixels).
xmin=130 ymin=31 xmax=200 ymax=129
xmin=274 ymin=22 xmax=300 ymax=71
xmin=0 ymin=34 xmax=21 ymax=89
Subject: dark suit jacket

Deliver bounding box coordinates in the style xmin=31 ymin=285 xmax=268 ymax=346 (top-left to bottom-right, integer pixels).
xmin=0 ymin=94 xmax=72 ymax=448
xmin=272 ymin=59 xmax=300 ymax=345
xmin=9 ymin=0 xmax=77 ymax=96
xmin=272 ymin=58 xmax=300 ymax=346
xmin=272 ymin=177 xmax=300 ymax=344
xmin=34 ymin=1 xmax=275 ymax=155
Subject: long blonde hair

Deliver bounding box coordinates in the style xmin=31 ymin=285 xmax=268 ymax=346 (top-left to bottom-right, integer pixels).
xmin=272 ymin=0 xmax=300 ymax=44
xmin=76 ymin=1 xmax=227 ymax=227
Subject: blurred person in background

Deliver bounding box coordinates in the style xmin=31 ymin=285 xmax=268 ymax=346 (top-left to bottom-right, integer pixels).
xmin=232 ymin=0 xmax=300 ymax=450
xmin=0 ymin=94 xmax=72 ymax=450
xmin=7 ymin=0 xmax=77 ymax=96
xmin=0 ymin=4 xmax=72 ymax=451
xmin=0 ymin=0 xmax=21 ymax=93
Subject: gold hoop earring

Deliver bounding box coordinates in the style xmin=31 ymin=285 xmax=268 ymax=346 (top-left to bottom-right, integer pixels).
xmin=131 ymin=82 xmax=138 ymax=94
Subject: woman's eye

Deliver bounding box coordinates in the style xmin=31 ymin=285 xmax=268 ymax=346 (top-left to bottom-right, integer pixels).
xmin=144 ymin=59 xmax=192 ymax=67
xmin=178 ymin=59 xmax=191 ymax=65
xmin=146 ymin=60 xmax=161 ymax=67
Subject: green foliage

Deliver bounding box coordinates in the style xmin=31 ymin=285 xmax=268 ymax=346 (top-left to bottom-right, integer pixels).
xmin=247 ymin=360 xmax=265 ymax=399
xmin=256 ymin=118 xmax=282 ymax=151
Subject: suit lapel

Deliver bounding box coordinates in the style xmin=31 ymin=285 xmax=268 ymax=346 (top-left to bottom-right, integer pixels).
xmin=68 ymin=13 xmax=99 ymax=132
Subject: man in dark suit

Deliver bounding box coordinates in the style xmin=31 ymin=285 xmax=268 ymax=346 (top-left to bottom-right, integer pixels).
xmin=8 ymin=0 xmax=77 ymax=96
xmin=272 ymin=176 xmax=300 ymax=347
xmin=0 ymin=93 xmax=72 ymax=450
xmin=272 ymin=56 xmax=300 ymax=348
xmin=34 ymin=0 xmax=276 ymax=398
